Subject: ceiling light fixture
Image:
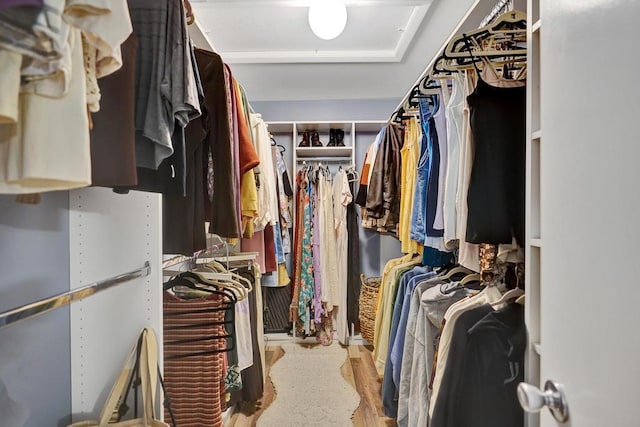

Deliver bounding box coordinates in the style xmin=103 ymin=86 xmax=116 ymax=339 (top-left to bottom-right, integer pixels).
xmin=308 ymin=0 xmax=348 ymax=41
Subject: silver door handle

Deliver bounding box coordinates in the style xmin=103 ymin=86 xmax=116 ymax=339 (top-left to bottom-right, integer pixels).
xmin=517 ymin=380 xmax=570 ymax=423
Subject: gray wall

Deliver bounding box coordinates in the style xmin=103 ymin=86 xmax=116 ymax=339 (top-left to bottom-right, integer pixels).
xmin=253 ymin=98 xmax=399 ymax=123
xmin=265 ymin=98 xmax=403 ymax=278
xmin=0 ymin=193 xmax=71 ymax=427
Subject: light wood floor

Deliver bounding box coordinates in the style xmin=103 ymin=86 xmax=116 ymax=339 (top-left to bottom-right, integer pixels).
xmin=227 ymin=344 xmax=397 ymax=427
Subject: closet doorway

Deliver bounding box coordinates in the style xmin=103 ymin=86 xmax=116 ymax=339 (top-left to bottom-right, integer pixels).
xmin=521 ymin=0 xmax=640 ymax=426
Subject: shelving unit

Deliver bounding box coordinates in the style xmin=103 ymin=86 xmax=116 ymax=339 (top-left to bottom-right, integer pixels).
xmin=296 ymin=147 xmax=353 ymax=158
xmin=264 ymin=119 xmax=386 ymax=343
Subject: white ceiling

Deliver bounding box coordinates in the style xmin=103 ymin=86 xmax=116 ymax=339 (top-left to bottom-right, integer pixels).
xmin=190 ymin=0 xmax=506 ymax=103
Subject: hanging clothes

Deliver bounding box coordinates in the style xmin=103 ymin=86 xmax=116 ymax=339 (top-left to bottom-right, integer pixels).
xmin=442 ymin=73 xmax=465 ymax=249
xmin=0 ymin=27 xmax=91 ymax=193
xmin=431 ymin=302 xmax=526 ymax=427
xmin=465 ymin=65 xmax=527 ymax=246
xmin=346 ymin=177 xmax=361 ymax=327
xmin=163 ymin=290 xmax=233 ymax=427
xmin=290 ymin=164 xmax=351 ymax=343
xmin=372 ymin=254 xmax=421 ymax=370
xmin=365 ymin=123 xmax=403 ymax=235
xmin=195 ymin=49 xmax=239 ymax=238
xmin=454 ymin=70 xmax=481 ymax=271
xmin=398 ymin=117 xmax=423 ymax=255
xmin=333 ymin=168 xmax=352 ymax=343
xmin=229 ymin=267 xmax=265 ymax=405
xmin=90 ymin=33 xmax=138 ymax=188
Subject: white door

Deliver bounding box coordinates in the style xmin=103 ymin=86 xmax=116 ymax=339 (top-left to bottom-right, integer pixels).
xmin=524 ymin=0 xmax=640 ymax=425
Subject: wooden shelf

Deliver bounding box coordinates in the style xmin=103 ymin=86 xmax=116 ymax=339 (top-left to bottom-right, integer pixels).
xmin=296 ymin=146 xmax=352 ymax=157
xmin=296 ymin=122 xmax=353 ymax=132
xmin=267 ymin=122 xmax=294 ymax=134
xmin=529 ymin=238 xmax=543 ymax=248
xmin=532 ymin=19 xmax=542 ymax=33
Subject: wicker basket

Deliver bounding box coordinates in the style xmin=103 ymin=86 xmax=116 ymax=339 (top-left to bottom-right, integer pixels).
xmin=358 ymin=274 xmax=382 ymax=345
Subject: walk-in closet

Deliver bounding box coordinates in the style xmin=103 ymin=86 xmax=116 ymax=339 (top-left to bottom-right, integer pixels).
xmin=1 ymin=0 xmax=638 ymax=426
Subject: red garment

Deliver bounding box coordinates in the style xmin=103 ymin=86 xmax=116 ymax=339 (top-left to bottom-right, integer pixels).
xmin=233 ymin=80 xmax=259 ymax=175
xmin=241 ymin=230 xmax=266 ymax=274
xmin=263 ymin=224 xmax=277 ymax=273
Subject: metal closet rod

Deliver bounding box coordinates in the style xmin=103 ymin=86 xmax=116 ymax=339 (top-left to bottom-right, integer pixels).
xmin=0 ymin=262 xmax=151 ymax=330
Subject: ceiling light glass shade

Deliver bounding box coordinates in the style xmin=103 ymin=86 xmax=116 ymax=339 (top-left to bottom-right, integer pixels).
xmin=308 ymin=1 xmax=348 ymax=40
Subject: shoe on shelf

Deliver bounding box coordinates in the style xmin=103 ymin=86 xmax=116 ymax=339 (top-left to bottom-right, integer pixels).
xmin=311 ymin=131 xmax=323 ymax=147
xmin=335 ymin=129 xmax=345 ymax=146
xmin=327 ymin=128 xmax=337 ymax=146
xmin=299 ymin=131 xmax=310 ymax=147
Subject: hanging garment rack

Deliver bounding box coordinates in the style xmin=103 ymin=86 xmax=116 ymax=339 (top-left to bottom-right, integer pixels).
xmin=299 ymin=158 xmax=354 ymax=164
xmin=0 ymin=262 xmax=151 ymax=330
xmin=162 ymin=236 xmax=229 ymax=270
xmin=480 ymin=0 xmax=513 ymax=27
xmin=388 ymin=0 xmax=517 ymax=122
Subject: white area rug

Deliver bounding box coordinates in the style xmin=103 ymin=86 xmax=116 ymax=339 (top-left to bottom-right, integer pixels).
xmin=258 ymin=342 xmax=361 ymax=426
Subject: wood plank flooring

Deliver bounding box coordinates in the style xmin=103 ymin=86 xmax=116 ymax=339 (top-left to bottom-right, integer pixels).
xmin=227 ymin=344 xmax=397 ymax=427
xmin=227 ymin=346 xmax=284 ymax=427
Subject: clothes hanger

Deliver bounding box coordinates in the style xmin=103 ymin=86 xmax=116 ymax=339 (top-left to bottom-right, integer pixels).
xmin=164 ymin=271 xmax=240 ymax=302
xmin=198 ymin=270 xmax=247 ymax=300
xmin=460 ymin=273 xmax=482 ymax=286
xmin=439 ymin=265 xmax=475 ymax=280
xmin=199 ymin=263 xmax=252 ymax=295
xmin=445 ymin=10 xmax=527 ymax=59
xmin=492 ymin=287 xmax=525 ymax=308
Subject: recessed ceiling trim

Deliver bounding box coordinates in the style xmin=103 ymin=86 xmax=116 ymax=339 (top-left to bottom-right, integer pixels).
xmin=191 ymin=0 xmax=431 ymax=6
xmin=393 ymin=4 xmax=431 ymax=61
xmin=220 ymin=49 xmax=399 ymax=64
xmin=198 ymin=4 xmax=432 ymax=63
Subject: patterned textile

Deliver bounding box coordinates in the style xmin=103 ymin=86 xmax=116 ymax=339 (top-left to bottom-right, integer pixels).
xmin=290 ymin=170 xmax=304 ymax=324
xmin=163 ymin=291 xmax=233 ymax=427
xmin=298 ymin=175 xmax=315 ymax=325
xmin=479 ymin=243 xmax=499 ymax=282
xmin=275 ymin=148 xmax=293 ymax=254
